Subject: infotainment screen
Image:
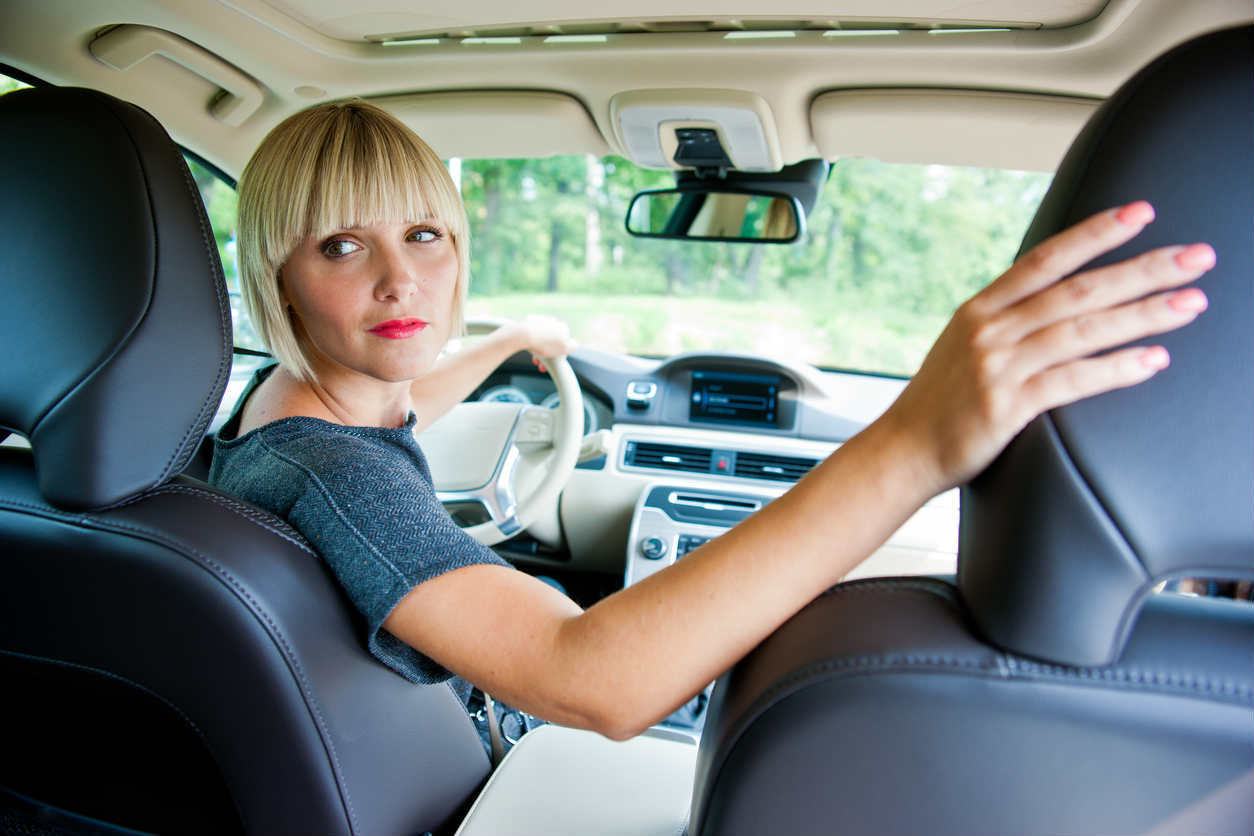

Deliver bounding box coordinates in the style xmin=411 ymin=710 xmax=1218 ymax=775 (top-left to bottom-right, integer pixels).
xmin=689 ymin=371 xmax=780 ymax=427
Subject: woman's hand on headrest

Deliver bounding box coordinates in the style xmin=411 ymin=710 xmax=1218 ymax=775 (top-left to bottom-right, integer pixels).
xmin=879 ymin=201 xmax=1214 ymax=496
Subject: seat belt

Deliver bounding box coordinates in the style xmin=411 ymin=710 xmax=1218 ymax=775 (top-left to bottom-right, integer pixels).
xmin=483 ymin=692 xmax=506 ymax=766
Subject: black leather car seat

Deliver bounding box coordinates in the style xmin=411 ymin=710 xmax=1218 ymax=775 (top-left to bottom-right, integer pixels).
xmin=0 ymin=87 xmax=490 ymax=835
xmin=689 ymin=25 xmax=1253 ymax=836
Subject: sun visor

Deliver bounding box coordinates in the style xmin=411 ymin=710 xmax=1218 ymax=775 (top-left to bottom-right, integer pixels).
xmin=373 ymin=91 xmax=609 ymax=159
xmin=812 ymin=90 xmax=1098 ymax=172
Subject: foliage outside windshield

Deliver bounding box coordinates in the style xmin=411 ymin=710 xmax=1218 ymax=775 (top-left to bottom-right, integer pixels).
xmin=183 ymin=142 xmax=1049 ymax=379
xmin=460 ymin=156 xmax=1051 ymax=377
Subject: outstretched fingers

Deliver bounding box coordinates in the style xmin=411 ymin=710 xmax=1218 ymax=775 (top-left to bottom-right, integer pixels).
xmin=1005 ymin=249 xmax=1212 ymax=380
xmin=871 ymin=200 xmax=1214 ymax=494
xmin=1000 ymin=242 xmax=1214 ymax=343
xmin=1023 ymin=345 xmax=1172 ymax=416
xmin=974 ymin=201 xmax=1156 ymax=313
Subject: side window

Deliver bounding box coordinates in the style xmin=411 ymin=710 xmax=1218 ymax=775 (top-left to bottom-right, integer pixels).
xmin=184 ymin=157 xmax=265 ymax=352
xmin=184 ymin=156 xmax=270 ymax=427
xmin=1 ymin=74 xmax=30 ymax=95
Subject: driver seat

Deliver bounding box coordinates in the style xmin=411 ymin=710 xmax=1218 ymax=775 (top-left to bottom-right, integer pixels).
xmin=0 ymin=86 xmax=490 ymax=835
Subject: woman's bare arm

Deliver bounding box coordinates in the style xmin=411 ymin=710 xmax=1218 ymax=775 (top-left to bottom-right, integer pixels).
xmin=409 ymin=315 xmax=576 ymax=433
xmin=385 ymin=203 xmax=1215 ymax=739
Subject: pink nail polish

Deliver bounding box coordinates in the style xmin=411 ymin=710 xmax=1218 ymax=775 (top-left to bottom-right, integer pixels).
xmin=1140 ymin=346 xmax=1170 ymax=371
xmin=1175 ymin=244 xmax=1216 ymax=271
xmin=1168 ymin=288 xmax=1208 ymax=314
xmin=1116 ymin=201 xmax=1155 ymax=226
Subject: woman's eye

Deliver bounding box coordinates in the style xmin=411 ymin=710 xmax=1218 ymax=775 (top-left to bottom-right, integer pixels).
xmin=410 ymin=228 xmax=441 ymax=243
xmin=323 ymin=239 xmax=361 ymax=257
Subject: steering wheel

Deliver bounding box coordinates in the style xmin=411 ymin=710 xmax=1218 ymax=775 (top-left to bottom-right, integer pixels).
xmin=415 ymin=319 xmax=584 ymax=546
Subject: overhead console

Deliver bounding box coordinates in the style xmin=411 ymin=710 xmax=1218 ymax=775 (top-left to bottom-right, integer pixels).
xmin=609 ymin=88 xmax=783 ymax=172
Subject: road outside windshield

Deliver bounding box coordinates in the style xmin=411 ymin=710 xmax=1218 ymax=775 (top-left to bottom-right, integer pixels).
xmin=459 ymin=156 xmax=1051 ymax=377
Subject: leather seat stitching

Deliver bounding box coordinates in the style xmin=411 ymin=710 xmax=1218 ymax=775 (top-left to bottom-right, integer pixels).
xmin=0 ymin=497 xmax=360 ymax=832
xmin=0 ymin=648 xmax=216 ymax=757
xmin=91 ymin=514 xmax=359 ymax=831
xmin=113 ymin=483 xmax=317 ymax=556
xmin=756 ymin=653 xmax=1252 ymax=709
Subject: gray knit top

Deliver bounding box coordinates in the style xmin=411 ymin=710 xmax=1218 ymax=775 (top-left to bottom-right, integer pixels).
xmin=208 ymin=368 xmax=508 ymax=696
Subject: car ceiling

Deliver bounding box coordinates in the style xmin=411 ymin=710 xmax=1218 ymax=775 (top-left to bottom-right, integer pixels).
xmin=2 ymin=0 xmax=1250 ymax=178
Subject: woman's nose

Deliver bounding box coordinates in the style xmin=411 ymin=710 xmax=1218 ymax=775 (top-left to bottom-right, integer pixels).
xmin=373 ymin=247 xmax=418 ymax=301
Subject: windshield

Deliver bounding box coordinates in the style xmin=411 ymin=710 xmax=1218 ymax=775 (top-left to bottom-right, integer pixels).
xmin=461 ymin=155 xmax=1051 ymax=377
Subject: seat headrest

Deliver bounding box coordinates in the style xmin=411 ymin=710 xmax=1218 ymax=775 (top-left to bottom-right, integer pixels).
xmin=959 ymin=25 xmax=1254 ymax=667
xmin=0 ymin=87 xmax=231 ymax=509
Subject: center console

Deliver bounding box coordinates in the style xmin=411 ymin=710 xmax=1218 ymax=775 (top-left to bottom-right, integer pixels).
xmin=625 ymin=481 xmax=777 ymax=738
xmin=626 ymin=483 xmax=773 ymax=585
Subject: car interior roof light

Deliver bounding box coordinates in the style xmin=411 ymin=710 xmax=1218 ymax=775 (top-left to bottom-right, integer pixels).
xmin=380 ymin=37 xmax=442 ymax=46
xmin=461 ymin=37 xmax=524 ymax=45
xmin=927 ymin=27 xmax=1013 ymax=35
xmin=544 ymin=34 xmax=608 ymax=43
xmin=821 ymin=29 xmax=902 ymax=38
xmin=723 ymin=31 xmax=796 ymax=40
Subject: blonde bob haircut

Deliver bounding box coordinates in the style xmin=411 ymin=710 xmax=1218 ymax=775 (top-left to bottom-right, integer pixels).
xmin=237 ymin=100 xmax=470 ymax=382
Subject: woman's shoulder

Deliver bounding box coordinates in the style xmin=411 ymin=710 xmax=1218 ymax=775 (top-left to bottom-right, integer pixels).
xmin=208 ymin=413 xmax=432 ymax=528
xmin=217 ymin=412 xmax=423 ymax=475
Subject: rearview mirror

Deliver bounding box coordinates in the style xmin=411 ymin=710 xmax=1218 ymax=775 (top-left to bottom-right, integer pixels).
xmin=625 ymin=189 xmax=803 ymax=243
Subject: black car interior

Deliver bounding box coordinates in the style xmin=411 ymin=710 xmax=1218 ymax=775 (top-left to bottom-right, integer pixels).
xmin=0 ymin=24 xmax=1250 ymax=836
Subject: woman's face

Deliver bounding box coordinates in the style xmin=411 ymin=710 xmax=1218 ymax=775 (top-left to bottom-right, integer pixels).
xmin=279 ymin=219 xmax=458 ymax=386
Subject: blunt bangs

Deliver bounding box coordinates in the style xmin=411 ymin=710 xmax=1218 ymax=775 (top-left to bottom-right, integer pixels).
xmin=298 ymin=113 xmax=465 ymax=250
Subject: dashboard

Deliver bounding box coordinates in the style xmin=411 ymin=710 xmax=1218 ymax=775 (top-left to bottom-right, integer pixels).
xmin=471 ymin=348 xmax=873 ymax=440
xmin=471 ymin=348 xmax=959 ymax=587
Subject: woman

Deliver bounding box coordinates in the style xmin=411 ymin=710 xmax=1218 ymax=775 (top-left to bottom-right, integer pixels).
xmin=211 ymin=101 xmax=1213 ymax=742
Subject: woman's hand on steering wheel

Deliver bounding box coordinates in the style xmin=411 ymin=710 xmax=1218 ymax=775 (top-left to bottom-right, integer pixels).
xmin=499 ymin=314 xmax=577 ymax=373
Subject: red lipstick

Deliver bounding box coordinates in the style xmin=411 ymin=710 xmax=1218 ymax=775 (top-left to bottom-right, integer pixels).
xmin=369 ymin=318 xmax=428 ymax=339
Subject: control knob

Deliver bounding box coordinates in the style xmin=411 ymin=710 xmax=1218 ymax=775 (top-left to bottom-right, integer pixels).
xmin=639 ymin=536 xmax=668 ymax=560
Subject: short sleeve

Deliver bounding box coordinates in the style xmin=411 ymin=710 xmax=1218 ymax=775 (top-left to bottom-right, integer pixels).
xmin=252 ymin=425 xmax=510 ymax=684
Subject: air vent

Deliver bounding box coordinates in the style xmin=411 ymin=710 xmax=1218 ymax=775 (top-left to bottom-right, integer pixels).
xmin=733 ymin=452 xmax=817 ymax=483
xmin=625 ymin=441 xmax=713 ymax=474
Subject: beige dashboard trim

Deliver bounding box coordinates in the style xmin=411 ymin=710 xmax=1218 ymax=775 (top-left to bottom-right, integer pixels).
xmin=558 ymin=424 xmax=957 ymax=578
